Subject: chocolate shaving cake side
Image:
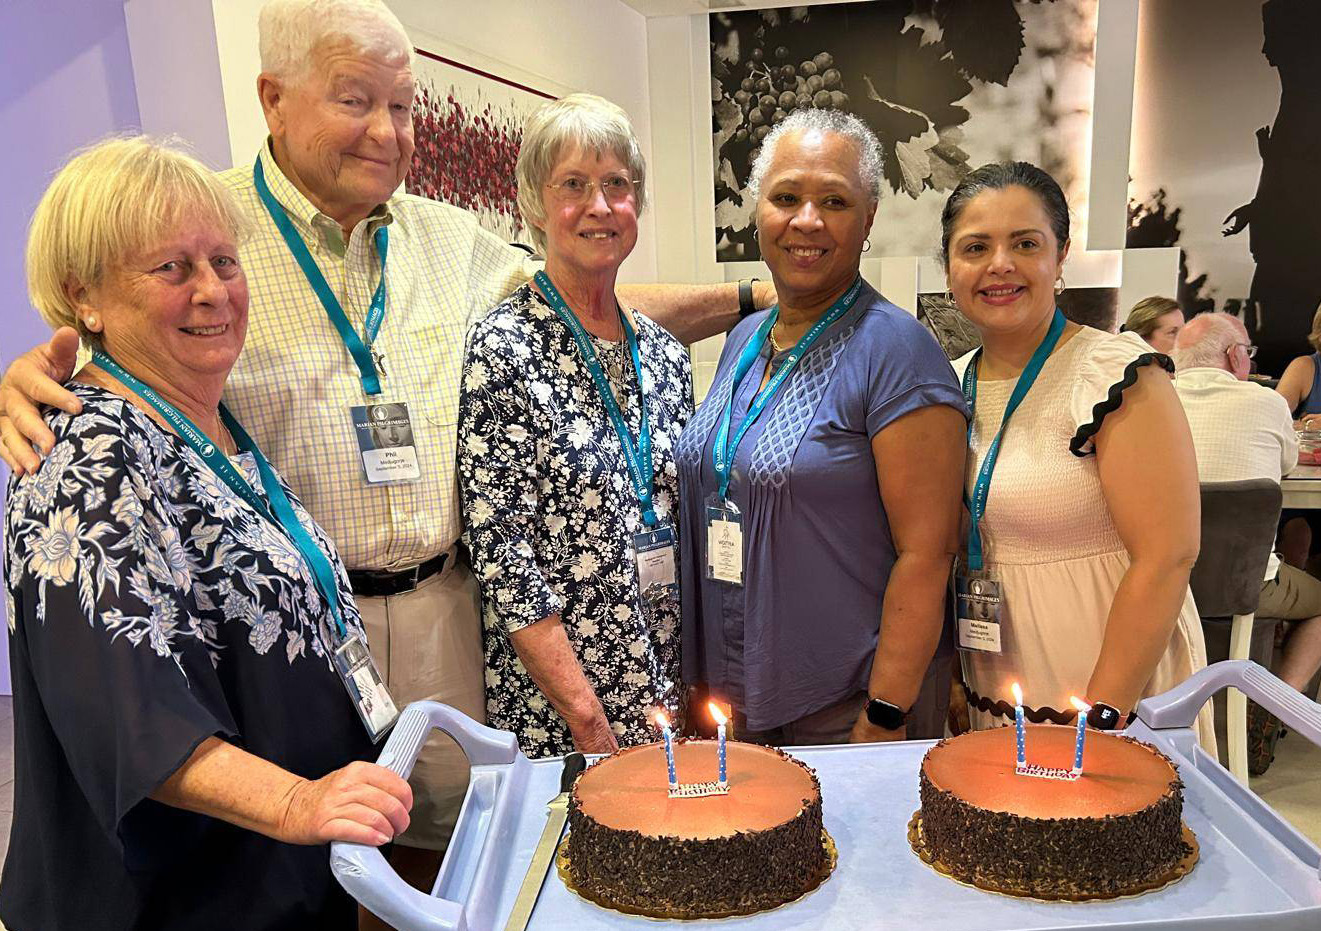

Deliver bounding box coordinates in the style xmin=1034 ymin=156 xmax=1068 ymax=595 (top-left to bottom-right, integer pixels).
xmin=566 ymin=748 xmax=826 ymax=918
xmin=917 ymin=736 xmax=1190 ymax=897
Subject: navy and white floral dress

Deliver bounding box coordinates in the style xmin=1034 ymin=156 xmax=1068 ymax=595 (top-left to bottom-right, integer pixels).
xmin=458 ymin=284 xmax=692 ymax=758
xmin=1 ymin=384 xmax=375 ymax=931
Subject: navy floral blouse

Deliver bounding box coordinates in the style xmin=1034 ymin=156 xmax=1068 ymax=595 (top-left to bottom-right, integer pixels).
xmin=458 ymin=285 xmax=691 ymax=758
xmin=2 ymin=383 xmax=374 ymax=931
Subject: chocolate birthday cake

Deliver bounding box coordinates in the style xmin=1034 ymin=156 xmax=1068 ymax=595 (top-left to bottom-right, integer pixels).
xmin=565 ymin=739 xmax=829 ymax=918
xmin=915 ymin=725 xmax=1195 ymax=900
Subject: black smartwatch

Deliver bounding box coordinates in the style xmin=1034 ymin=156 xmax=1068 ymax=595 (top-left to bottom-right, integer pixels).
xmin=738 ymin=277 xmax=760 ymax=318
xmin=865 ymin=697 xmax=909 ymax=731
xmin=1086 ymin=702 xmax=1123 ymax=731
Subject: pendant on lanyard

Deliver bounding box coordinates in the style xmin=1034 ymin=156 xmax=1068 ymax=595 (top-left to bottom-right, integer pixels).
xmin=534 ymin=272 xmax=677 ymax=605
xmin=954 ymin=307 xmax=1066 ymax=655
xmin=92 ymin=351 xmax=399 ymax=740
xmin=253 ymin=156 xmax=421 ymax=486
xmin=704 ymin=276 xmax=864 ymax=585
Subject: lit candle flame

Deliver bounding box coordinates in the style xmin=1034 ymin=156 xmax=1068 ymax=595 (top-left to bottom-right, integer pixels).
xmin=1069 ymin=696 xmax=1091 ymax=713
xmin=707 ymin=702 xmax=728 ymax=726
xmin=654 ymin=710 xmax=671 ymax=730
xmin=1011 ymin=682 xmax=1023 ymax=705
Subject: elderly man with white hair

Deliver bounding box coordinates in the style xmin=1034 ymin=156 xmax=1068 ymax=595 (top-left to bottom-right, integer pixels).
xmin=1173 ymin=311 xmax=1321 ymax=774
xmin=0 ymin=0 xmax=765 ymax=900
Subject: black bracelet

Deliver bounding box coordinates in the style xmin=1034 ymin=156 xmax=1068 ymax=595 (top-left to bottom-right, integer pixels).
xmin=738 ymin=278 xmax=760 ymax=318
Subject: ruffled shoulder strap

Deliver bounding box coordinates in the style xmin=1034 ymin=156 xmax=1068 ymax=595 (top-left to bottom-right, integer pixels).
xmin=1068 ymin=330 xmax=1174 ymax=457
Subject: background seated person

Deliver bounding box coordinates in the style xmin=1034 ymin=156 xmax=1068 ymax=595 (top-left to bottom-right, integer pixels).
xmin=1173 ymin=312 xmax=1321 ymax=774
xmin=1276 ymin=300 xmax=1321 ymax=427
xmin=1121 ymin=296 xmax=1184 ymax=354
xmin=3 ymin=136 xmax=410 ymax=931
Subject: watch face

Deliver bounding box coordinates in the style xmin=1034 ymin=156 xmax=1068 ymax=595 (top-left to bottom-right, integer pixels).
xmin=1086 ymin=703 xmax=1122 ymax=731
xmin=866 ymin=699 xmax=906 ymax=731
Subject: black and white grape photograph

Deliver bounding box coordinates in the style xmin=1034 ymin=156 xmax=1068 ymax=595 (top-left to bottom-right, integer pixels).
xmin=710 ymin=0 xmax=1098 ymax=261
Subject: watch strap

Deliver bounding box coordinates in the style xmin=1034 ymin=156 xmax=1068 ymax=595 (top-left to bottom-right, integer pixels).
xmin=865 ymin=697 xmax=909 ymax=730
xmin=738 ymin=278 xmax=759 ymax=318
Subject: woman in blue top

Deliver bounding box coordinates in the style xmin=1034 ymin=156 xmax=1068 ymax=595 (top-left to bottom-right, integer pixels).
xmin=1273 ymin=300 xmax=1321 ymax=571
xmin=676 ymin=110 xmax=967 ymax=744
xmin=1275 ymin=300 xmax=1321 ymax=425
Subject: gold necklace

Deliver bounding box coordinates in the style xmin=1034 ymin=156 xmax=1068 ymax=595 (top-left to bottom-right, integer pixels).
xmin=768 ymin=324 xmax=786 ymax=354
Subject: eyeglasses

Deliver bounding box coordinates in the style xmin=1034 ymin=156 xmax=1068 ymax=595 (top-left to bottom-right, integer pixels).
xmin=1230 ymin=342 xmax=1258 ymax=359
xmin=544 ymin=174 xmax=639 ymax=205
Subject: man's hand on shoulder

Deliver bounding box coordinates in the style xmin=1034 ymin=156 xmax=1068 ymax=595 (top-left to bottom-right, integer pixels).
xmin=0 ymin=327 xmax=83 ymax=476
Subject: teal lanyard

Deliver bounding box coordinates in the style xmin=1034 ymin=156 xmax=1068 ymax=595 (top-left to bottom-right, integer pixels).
xmin=712 ymin=276 xmax=863 ymax=500
xmin=961 ymin=308 xmax=1066 ymax=571
xmin=252 ymin=156 xmax=389 ymax=396
xmin=534 ymin=271 xmax=659 ymax=528
xmin=92 ymin=351 xmax=348 ymax=640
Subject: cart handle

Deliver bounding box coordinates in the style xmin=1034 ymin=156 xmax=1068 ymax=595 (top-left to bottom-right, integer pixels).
xmin=331 ymin=702 xmax=521 ymax=931
xmin=1137 ymin=660 xmax=1321 ymax=747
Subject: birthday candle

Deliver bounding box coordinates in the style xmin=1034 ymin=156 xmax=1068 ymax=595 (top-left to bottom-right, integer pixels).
xmin=1070 ymin=697 xmax=1091 ymax=775
xmin=1011 ymin=683 xmax=1026 ymax=768
xmin=708 ymin=702 xmax=729 ymax=787
xmin=656 ymin=711 xmax=678 ymax=789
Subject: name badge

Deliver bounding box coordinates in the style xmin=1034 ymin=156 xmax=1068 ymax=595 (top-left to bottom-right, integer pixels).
xmin=634 ymin=524 xmax=678 ymax=606
xmin=350 ymin=402 xmax=422 ymax=485
xmin=955 ymin=573 xmax=1005 ymax=654
xmin=332 ymin=633 xmax=399 ymax=742
xmin=705 ymin=494 xmax=743 ymax=585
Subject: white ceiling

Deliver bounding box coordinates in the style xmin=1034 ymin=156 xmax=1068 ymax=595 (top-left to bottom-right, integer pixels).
xmin=617 ymin=0 xmax=866 ymax=18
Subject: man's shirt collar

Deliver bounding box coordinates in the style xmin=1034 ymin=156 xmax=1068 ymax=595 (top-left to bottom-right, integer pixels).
xmin=257 ymin=140 xmax=394 ymax=256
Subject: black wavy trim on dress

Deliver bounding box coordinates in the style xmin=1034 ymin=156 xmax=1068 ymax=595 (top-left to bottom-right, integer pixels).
xmin=565 ymin=747 xmax=825 ymax=919
xmin=1068 ymin=351 xmax=1175 ymax=458
xmin=918 ymin=736 xmax=1189 ymax=897
xmin=965 ymin=688 xmax=1137 ymax=728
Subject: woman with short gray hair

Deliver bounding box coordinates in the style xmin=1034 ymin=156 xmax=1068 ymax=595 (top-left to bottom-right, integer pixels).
xmin=677 ymin=108 xmax=967 ymax=746
xmin=458 ymin=94 xmax=691 ymax=758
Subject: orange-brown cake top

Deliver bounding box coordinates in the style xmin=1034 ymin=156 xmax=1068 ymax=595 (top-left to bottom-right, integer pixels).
xmin=922 ymin=725 xmax=1177 ymax=819
xmin=573 ymin=740 xmax=819 ymax=841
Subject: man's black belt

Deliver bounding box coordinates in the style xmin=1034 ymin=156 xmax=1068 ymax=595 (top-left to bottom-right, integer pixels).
xmin=348 ymin=550 xmax=450 ymax=598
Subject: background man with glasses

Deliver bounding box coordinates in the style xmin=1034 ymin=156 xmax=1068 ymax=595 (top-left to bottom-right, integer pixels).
xmin=1172 ymin=311 xmax=1321 ymax=775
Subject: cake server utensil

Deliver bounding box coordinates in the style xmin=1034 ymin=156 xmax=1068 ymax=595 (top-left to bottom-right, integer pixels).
xmin=503 ymin=751 xmax=587 ymax=931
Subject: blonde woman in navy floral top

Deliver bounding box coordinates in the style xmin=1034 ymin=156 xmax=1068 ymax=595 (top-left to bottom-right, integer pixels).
xmin=458 ymin=95 xmax=691 ymax=758
xmin=3 ymin=137 xmax=410 ymax=931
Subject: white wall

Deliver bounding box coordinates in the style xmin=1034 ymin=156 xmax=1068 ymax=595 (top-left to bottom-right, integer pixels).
xmin=124 ymin=0 xmax=232 ymax=170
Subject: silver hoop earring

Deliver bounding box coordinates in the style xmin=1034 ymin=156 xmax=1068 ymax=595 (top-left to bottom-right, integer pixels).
xmin=1055 ymin=275 xmax=1066 ymax=294
xmin=862 ymin=239 xmax=872 ymax=254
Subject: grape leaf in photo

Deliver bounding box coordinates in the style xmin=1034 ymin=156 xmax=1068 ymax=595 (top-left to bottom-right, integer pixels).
xmin=895 ymin=138 xmax=933 ymax=197
xmin=834 ymin=19 xmax=972 ymax=136
xmin=935 ymin=0 xmax=1026 ymax=86
xmin=713 ymin=97 xmax=743 ymax=153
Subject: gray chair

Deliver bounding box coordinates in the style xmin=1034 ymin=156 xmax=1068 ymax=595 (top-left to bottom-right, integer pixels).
xmin=1190 ymin=479 xmax=1283 ymax=784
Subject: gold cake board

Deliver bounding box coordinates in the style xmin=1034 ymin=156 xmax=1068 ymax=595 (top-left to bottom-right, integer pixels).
xmin=907 ymin=811 xmax=1200 ymax=903
xmin=555 ymin=829 xmax=837 ymax=922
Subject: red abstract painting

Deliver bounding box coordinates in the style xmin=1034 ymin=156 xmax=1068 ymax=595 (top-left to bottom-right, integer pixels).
xmin=407 ymin=48 xmax=557 ymax=246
